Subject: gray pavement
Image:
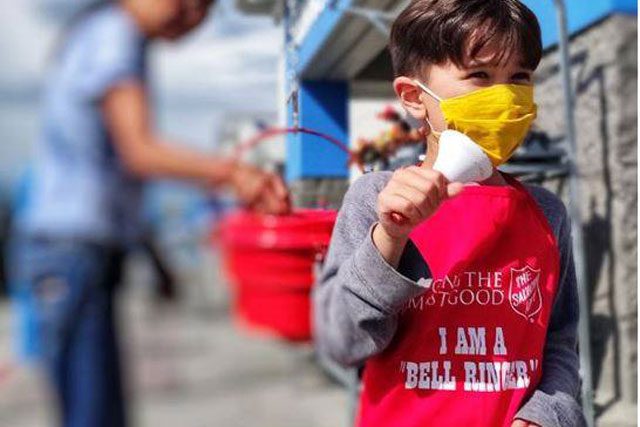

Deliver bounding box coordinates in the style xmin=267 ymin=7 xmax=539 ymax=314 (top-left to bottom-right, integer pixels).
xmin=0 ymin=280 xmax=350 ymax=427
xmin=0 ymin=251 xmax=635 ymax=427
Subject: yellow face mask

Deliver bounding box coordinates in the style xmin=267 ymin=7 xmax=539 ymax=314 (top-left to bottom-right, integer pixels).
xmin=414 ymin=80 xmax=537 ymax=167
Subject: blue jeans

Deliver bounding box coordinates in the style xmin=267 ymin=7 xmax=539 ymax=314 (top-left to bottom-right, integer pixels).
xmin=8 ymin=236 xmax=127 ymax=427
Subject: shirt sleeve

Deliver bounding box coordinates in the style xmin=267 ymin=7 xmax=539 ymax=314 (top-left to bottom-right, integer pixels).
xmin=74 ymin=14 xmax=146 ymax=101
xmin=313 ymin=172 xmax=431 ymax=367
xmin=514 ymin=203 xmax=587 ymax=427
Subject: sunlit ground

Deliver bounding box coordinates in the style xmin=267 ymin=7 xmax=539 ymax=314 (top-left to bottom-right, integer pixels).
xmin=0 ymin=251 xmax=348 ymax=427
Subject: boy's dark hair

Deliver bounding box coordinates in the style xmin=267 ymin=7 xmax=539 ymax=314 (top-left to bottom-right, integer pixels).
xmin=389 ymin=0 xmax=542 ymax=77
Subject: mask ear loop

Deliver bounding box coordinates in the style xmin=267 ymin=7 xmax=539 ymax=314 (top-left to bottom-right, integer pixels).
xmin=413 ymin=79 xmax=442 ymax=102
xmin=413 ymin=79 xmax=446 ymax=138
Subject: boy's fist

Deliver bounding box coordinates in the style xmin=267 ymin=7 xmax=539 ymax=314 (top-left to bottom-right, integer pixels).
xmin=377 ymin=166 xmax=463 ymax=240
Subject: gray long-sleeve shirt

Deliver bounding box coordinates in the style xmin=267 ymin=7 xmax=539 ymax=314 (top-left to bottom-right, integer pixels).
xmin=313 ymin=171 xmax=586 ymax=427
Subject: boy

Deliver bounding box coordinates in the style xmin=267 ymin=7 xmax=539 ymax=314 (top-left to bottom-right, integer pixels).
xmin=313 ymin=1 xmax=586 ymax=426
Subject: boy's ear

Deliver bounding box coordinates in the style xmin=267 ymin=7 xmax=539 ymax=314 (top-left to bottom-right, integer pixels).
xmin=393 ymin=77 xmax=427 ymax=121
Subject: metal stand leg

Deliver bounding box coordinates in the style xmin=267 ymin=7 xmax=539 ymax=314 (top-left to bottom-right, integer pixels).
xmin=552 ymin=1 xmax=595 ymax=425
xmin=316 ymin=351 xmax=361 ymax=426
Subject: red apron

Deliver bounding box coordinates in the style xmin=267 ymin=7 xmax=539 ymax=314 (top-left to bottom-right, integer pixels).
xmin=357 ymin=174 xmax=560 ymax=427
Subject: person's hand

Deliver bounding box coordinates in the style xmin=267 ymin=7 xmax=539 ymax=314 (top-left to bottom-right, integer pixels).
xmin=377 ymin=166 xmax=463 ymax=241
xmin=231 ymin=164 xmax=290 ymax=215
xmin=511 ymin=419 xmax=541 ymax=427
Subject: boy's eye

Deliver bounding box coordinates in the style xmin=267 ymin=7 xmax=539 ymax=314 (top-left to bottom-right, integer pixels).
xmin=511 ymin=72 xmax=532 ymax=82
xmin=467 ymin=71 xmax=490 ymax=79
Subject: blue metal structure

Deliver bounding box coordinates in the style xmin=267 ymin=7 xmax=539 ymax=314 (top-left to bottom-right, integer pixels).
xmin=289 ymin=0 xmax=638 ymax=77
xmin=284 ymin=0 xmax=637 ymax=181
xmin=523 ymin=0 xmax=637 ymax=46
xmin=285 ymin=81 xmax=349 ymax=182
xmin=295 ymin=2 xmax=350 ymax=75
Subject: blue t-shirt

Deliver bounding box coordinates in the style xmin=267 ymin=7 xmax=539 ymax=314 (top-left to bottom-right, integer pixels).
xmin=22 ymin=4 xmax=148 ymax=246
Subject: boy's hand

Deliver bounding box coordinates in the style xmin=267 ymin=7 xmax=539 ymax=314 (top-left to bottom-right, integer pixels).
xmin=377 ymin=166 xmax=463 ymax=240
xmin=372 ymin=166 xmax=463 ymax=268
xmin=511 ymin=419 xmax=541 ymax=427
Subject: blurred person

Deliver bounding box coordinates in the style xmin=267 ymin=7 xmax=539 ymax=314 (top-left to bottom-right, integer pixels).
xmin=8 ymin=1 xmax=289 ymax=426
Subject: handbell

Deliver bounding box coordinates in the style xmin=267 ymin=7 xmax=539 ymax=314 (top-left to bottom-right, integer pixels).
xmin=432 ymin=130 xmax=493 ymax=183
xmin=389 ymin=130 xmax=494 ymax=225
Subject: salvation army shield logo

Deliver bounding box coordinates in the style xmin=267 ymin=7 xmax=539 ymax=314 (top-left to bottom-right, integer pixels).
xmin=509 ymin=265 xmax=542 ymax=321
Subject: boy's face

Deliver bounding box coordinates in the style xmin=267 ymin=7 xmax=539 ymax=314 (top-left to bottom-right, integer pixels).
xmin=394 ymin=40 xmax=535 ymax=134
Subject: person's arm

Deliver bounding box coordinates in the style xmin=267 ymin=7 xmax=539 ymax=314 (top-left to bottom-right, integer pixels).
xmin=513 ymin=205 xmax=587 ymax=427
xmin=102 ymin=81 xmax=235 ymax=184
xmin=313 ymin=172 xmax=431 ymax=367
xmin=101 ymin=81 xmax=289 ymax=214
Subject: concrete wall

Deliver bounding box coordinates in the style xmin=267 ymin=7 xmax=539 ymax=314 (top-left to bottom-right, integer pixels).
xmin=533 ymin=14 xmax=637 ymax=426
